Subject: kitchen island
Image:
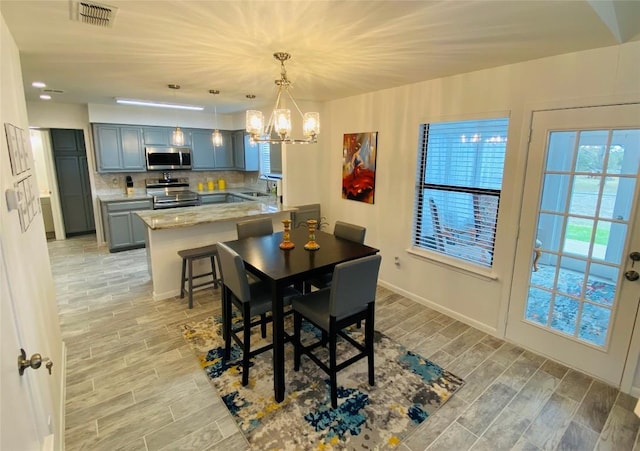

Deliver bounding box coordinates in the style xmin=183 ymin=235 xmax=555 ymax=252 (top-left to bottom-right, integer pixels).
xmin=136 ymin=199 xmax=296 ymax=301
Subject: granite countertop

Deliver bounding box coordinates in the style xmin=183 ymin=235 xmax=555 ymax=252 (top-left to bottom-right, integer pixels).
xmin=136 ymin=200 xmax=295 ymax=230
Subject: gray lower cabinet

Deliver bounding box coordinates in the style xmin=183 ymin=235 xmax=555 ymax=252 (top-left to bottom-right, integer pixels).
xmin=101 ymin=199 xmax=152 ymax=252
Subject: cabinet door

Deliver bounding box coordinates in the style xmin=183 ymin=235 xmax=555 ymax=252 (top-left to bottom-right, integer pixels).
xmin=213 ymin=131 xmax=234 ymax=169
xmin=200 ymin=194 xmax=226 ymax=204
xmin=120 ymin=127 xmax=145 ymax=170
xmin=107 ymin=211 xmax=133 ymax=249
xmin=243 ymin=134 xmax=259 ymax=171
xmin=131 ymin=212 xmax=148 ymax=245
xmin=191 ymin=130 xmax=216 ymax=169
xmin=94 ymin=125 xmax=122 ymax=171
xmin=143 ymin=127 xmax=171 ymax=146
xmin=51 ymin=128 xmax=82 ymax=153
xmin=233 ymin=131 xmax=245 ymax=169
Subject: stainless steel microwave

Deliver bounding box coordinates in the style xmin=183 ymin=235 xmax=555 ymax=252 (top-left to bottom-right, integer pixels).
xmin=145 ymin=147 xmax=192 ymax=171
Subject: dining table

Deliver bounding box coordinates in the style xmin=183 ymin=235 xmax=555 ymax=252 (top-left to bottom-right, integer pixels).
xmin=222 ymin=226 xmax=380 ymax=402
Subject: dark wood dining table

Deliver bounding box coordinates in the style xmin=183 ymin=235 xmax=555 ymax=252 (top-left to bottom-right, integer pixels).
xmin=222 ymin=226 xmax=380 ymax=402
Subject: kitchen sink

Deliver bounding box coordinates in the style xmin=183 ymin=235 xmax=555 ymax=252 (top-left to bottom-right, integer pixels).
xmin=241 ymin=191 xmax=271 ymax=197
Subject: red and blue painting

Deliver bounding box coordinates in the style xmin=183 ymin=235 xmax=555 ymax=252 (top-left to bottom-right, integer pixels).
xmin=342 ymin=132 xmax=378 ymax=204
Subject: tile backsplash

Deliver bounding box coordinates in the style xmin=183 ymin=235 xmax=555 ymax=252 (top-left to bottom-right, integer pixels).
xmin=94 ymin=170 xmax=259 ymax=193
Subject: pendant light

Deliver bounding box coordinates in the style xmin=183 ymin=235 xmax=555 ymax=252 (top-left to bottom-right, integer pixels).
xmin=209 ymin=89 xmax=222 ymax=147
xmin=168 ymin=84 xmax=184 ymax=146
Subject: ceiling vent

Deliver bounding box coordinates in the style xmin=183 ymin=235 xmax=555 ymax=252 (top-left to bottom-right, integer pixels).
xmin=71 ymin=1 xmax=117 ymax=28
xmin=43 ymin=89 xmax=65 ymax=94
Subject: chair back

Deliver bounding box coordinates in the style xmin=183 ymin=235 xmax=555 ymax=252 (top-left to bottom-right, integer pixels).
xmin=329 ymin=254 xmax=381 ymax=319
xmin=217 ymin=242 xmax=251 ymax=302
xmin=291 ymin=204 xmax=321 ymax=229
xmin=333 ymin=221 xmax=366 ymax=244
xmin=236 ymin=217 xmax=273 ymax=239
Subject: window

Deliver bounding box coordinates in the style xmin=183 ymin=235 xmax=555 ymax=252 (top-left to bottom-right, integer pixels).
xmin=412 ymin=117 xmax=508 ymax=267
xmin=259 ymin=142 xmax=282 ymax=177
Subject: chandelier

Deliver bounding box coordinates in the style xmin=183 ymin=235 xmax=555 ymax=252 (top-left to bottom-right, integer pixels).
xmin=168 ymin=84 xmax=185 ymax=146
xmin=209 ymin=89 xmax=223 ymax=147
xmin=246 ymin=52 xmax=319 ymax=144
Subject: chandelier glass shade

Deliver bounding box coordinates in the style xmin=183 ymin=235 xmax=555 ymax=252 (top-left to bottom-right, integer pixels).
xmin=246 ymin=52 xmax=319 ymax=144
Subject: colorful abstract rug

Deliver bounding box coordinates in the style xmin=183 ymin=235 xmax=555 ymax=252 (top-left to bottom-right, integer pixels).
xmin=181 ymin=315 xmax=464 ymax=450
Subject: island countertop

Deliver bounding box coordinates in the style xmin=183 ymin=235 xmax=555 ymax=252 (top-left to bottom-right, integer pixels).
xmin=136 ymin=200 xmax=296 ymax=230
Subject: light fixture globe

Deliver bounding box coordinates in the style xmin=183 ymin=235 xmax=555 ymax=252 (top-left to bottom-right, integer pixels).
xmin=245 ymin=52 xmax=319 ymax=144
xmin=168 ymin=84 xmax=185 ymax=146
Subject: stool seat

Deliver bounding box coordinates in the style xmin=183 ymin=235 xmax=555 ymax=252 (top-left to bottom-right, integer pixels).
xmin=178 ymin=244 xmax=220 ymax=309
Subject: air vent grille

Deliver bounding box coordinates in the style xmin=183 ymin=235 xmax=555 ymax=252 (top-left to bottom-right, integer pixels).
xmin=74 ymin=1 xmax=117 ymax=28
xmin=43 ymin=89 xmax=65 ymax=94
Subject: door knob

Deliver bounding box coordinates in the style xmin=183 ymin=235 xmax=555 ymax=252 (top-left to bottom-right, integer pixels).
xmin=18 ymin=349 xmax=52 ymax=376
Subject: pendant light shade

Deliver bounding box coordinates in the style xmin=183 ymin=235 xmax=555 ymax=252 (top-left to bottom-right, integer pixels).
xmin=168 ymin=84 xmax=184 ymax=146
xmin=209 ymin=89 xmax=223 ymax=147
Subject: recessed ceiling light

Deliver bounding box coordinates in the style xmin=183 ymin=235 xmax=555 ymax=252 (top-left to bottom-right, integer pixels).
xmin=32 ymin=81 xmax=46 ymax=88
xmin=40 ymin=94 xmax=52 ymax=100
xmin=115 ymin=98 xmax=204 ymax=111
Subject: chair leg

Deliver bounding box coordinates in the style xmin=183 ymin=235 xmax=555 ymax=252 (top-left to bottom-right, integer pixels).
xmin=356 ymin=320 xmax=362 ymax=329
xmin=329 ymin=319 xmax=338 ymax=408
xmin=293 ymin=312 xmax=302 ymax=371
xmin=366 ymin=304 xmax=375 ymax=387
xmin=179 ymin=258 xmax=186 ymax=299
xmin=223 ymin=288 xmax=232 ymax=360
xmin=187 ymin=257 xmax=194 ymax=309
xmin=303 ymin=281 xmax=311 ymax=294
xmin=260 ymin=314 xmax=267 ymax=338
xmin=210 ymin=256 xmax=219 ymax=288
xmin=242 ymin=302 xmax=251 ymax=386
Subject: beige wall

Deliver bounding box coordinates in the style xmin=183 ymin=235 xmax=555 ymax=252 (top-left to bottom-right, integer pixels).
xmin=312 ymin=41 xmax=640 ymax=390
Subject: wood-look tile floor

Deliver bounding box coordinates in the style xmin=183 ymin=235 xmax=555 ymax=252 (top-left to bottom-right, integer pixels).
xmin=50 ymin=235 xmax=640 ymax=451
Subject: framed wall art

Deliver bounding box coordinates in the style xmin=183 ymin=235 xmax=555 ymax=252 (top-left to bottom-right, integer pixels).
xmin=342 ymin=132 xmax=378 ymax=204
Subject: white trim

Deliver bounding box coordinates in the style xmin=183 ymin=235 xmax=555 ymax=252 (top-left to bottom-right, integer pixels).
xmin=377 ymin=279 xmax=498 ymax=336
xmin=406 ymin=247 xmax=498 ymax=282
xmin=57 ymin=342 xmax=66 ymax=451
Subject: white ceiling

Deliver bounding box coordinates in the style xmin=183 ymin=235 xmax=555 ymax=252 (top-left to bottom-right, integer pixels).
xmin=2 ymin=0 xmax=640 ymax=114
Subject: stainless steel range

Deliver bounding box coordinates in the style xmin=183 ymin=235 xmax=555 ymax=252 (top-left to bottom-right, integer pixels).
xmin=146 ymin=174 xmax=200 ymax=209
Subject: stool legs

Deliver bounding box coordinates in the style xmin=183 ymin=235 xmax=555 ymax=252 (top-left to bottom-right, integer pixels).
xmin=187 ymin=258 xmax=194 ymax=309
xmin=180 ymin=259 xmax=187 ymax=299
xmin=179 ymin=254 xmax=220 ymax=309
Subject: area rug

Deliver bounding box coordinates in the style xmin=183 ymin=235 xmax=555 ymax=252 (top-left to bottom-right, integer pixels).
xmin=181 ymin=315 xmax=464 ymax=450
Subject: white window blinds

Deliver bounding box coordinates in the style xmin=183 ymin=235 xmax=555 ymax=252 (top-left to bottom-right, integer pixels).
xmin=412 ymin=117 xmax=508 ymax=267
xmin=259 ymin=142 xmax=271 ymax=175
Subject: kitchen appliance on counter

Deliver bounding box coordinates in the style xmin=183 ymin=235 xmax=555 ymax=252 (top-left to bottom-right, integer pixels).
xmin=145 ymin=146 xmax=192 ymax=171
xmin=145 ymin=176 xmax=200 ymax=209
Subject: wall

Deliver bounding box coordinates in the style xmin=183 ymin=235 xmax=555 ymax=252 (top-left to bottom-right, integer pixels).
xmin=314 ymin=42 xmax=640 ymax=386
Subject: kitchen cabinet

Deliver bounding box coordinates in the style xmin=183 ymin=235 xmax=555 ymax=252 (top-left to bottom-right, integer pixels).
xmin=93 ymin=124 xmax=145 ymax=172
xmin=191 ymin=129 xmax=233 ymax=170
xmin=142 ymin=126 xmax=171 ymax=146
xmin=101 ymin=199 xmax=152 ymax=252
xmin=233 ymin=130 xmax=259 ymax=171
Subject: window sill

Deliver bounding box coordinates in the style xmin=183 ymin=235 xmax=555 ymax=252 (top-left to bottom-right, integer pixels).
xmin=406 ymin=247 xmax=499 ymax=282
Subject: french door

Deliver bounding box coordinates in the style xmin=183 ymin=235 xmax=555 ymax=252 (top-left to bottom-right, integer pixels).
xmin=506 ymin=104 xmax=640 ymax=386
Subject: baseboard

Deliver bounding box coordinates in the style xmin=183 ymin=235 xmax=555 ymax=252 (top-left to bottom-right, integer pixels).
xmin=630 ymin=386 xmax=640 ymax=399
xmin=57 ymin=341 xmax=67 ymax=451
xmin=377 ymin=279 xmax=498 ymax=337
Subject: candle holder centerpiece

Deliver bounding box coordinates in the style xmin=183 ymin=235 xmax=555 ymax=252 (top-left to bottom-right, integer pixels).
xmin=304 ymin=219 xmax=320 ymax=251
xmin=279 ymin=219 xmax=295 ymax=249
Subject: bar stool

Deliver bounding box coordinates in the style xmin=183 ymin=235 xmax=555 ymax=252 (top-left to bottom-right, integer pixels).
xmin=178 ymin=244 xmax=220 ymax=309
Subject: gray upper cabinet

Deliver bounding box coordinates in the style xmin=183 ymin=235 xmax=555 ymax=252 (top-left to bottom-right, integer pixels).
xmin=191 ymin=129 xmax=233 ymax=170
xmin=191 ymin=130 xmax=216 ymax=169
xmin=233 ymin=130 xmax=259 ymax=171
xmin=214 ymin=130 xmax=233 ymax=169
xmin=142 ymin=127 xmax=171 ymax=146
xmin=93 ymin=124 xmax=145 ymax=172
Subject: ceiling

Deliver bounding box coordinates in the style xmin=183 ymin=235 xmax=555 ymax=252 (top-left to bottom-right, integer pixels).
xmin=2 ymin=0 xmax=640 ymax=114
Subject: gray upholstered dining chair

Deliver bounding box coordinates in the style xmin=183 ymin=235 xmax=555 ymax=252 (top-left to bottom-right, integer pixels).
xmin=292 ymin=254 xmax=381 ymax=408
xmin=291 ymin=203 xmax=322 ymax=229
xmin=217 ymin=242 xmax=299 ymax=386
xmin=305 ymin=221 xmax=367 ymax=292
xmin=236 ymin=217 xmax=274 ymax=240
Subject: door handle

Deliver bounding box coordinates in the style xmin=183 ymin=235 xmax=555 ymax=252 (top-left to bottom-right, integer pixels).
xmin=625 ymin=270 xmax=640 ymax=282
xmin=18 ymin=349 xmax=53 ymax=376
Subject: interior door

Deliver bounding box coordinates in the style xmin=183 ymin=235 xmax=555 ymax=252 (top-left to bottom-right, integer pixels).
xmin=507 ymin=104 xmax=640 ymax=386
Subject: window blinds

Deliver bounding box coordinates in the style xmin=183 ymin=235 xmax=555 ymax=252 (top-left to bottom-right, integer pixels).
xmin=413 ymin=118 xmax=508 ymax=267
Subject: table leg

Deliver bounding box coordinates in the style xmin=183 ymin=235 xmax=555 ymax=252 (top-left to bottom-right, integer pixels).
xmin=271 ymin=281 xmax=285 ymax=402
